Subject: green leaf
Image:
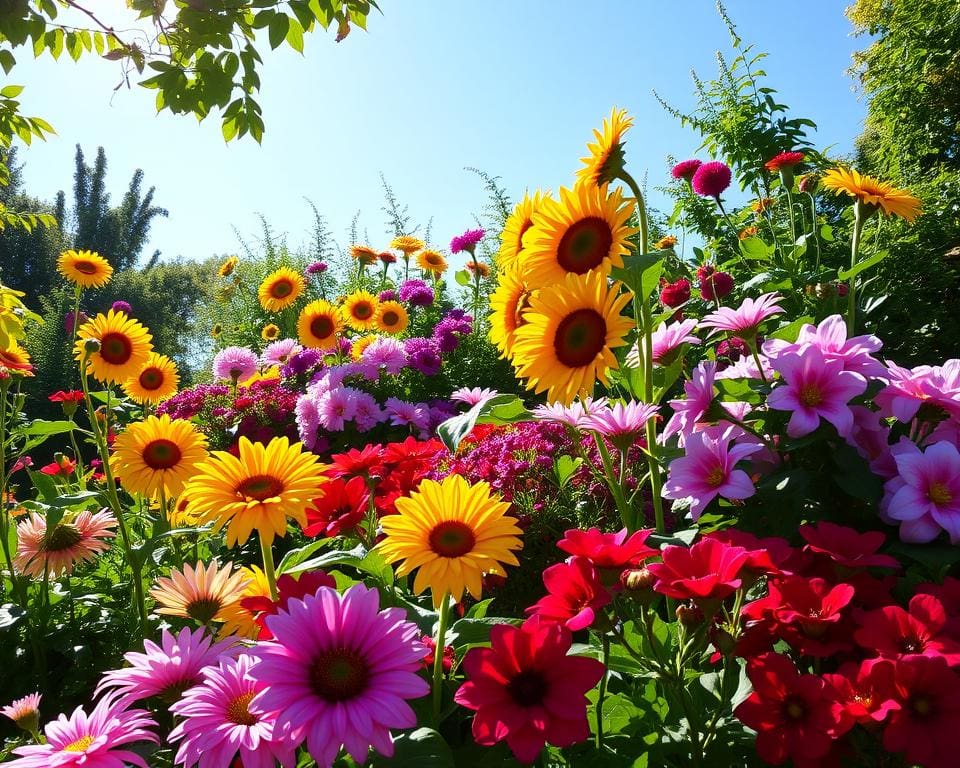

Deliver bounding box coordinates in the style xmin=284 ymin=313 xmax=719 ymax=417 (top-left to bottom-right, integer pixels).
xmin=28 ymin=469 xmax=59 ymax=503
xmin=0 ymin=85 xmax=23 ymax=98
xmin=819 ymin=224 xmax=835 ymax=242
xmin=277 ymin=537 xmax=332 ymax=574
xmin=268 ymin=14 xmax=290 ymax=50
xmin=22 ymin=419 xmax=75 ymax=436
xmin=838 ymin=249 xmax=889 ymax=281
xmin=454 ymin=269 xmax=471 ymax=287
xmin=436 ymin=395 xmax=530 ymax=453
xmin=384 ymin=728 xmax=455 ymax=767
xmin=738 ymin=236 xmax=774 ymax=261
xmin=553 ymin=454 xmax=583 ymax=489
xmin=769 ymin=315 xmax=814 ymax=342
xmin=286 ymin=17 xmax=305 ymax=53
xmin=610 ymin=251 xmax=665 ymax=302
xmin=448 ymin=616 xmax=521 ymax=647
xmin=286 ymin=544 xmax=394 ymax=584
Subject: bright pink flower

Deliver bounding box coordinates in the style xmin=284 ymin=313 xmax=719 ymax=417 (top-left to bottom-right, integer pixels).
xmin=691 ymin=160 xmax=732 ymax=198
xmin=581 ymin=401 xmax=659 ymax=448
xmin=659 ymin=277 xmax=691 ymax=306
xmin=700 ymin=292 xmax=784 ymax=338
xmin=854 ymin=593 xmax=960 ymax=663
xmin=662 ymin=361 xmax=716 ymax=443
xmin=883 ymin=440 xmax=960 ymax=542
xmin=763 ymin=314 xmax=886 ymax=378
xmin=875 ymin=360 xmax=960 ymax=423
xmin=213 ymin=347 xmax=258 ymax=383
xmin=527 ymin=557 xmax=612 ymax=631
xmin=798 ymin=521 xmax=899 ymax=569
xmin=1 ymin=693 xmax=40 ymax=733
xmin=14 ymin=509 xmax=116 ymax=578
xmin=450 ymin=227 xmax=485 ymax=255
xmin=918 ymin=577 xmax=960 ymax=640
xmin=450 ymin=387 xmax=499 ymax=407
xmin=671 ymin=159 xmax=702 ymax=181
xmin=557 ymin=527 xmax=657 ymax=570
xmin=627 ymin=319 xmax=700 ymax=368
xmin=648 ymin=537 xmax=750 ymax=601
xmin=316 ymin=387 xmax=360 ymax=432
xmin=454 ymin=617 xmax=605 ymax=763
xmin=822 ymin=659 xmax=899 ymax=725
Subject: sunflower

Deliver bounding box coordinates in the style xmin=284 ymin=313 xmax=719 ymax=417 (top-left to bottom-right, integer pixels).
xmin=350 ymin=334 xmax=379 ymax=361
xmin=416 ymin=249 xmax=448 ymax=276
xmin=57 ymin=250 xmax=113 ymax=289
xmin=74 ymin=310 xmax=153 ymax=385
xmin=261 ymin=323 xmax=280 ymax=342
xmin=297 ymin=299 xmax=342 ymax=349
xmin=350 ymin=245 xmax=379 ymax=266
xmin=519 ymin=182 xmax=637 ymax=288
xmin=218 ymin=565 xmax=272 ymax=639
xmin=374 ymin=300 xmax=409 ymax=334
xmin=211 ymin=323 xmax=223 ymax=338
xmin=342 ymin=290 xmax=379 ymax=332
xmin=0 ymin=344 xmax=34 ymax=376
xmin=111 ymin=414 xmax=209 ymax=499
xmin=257 ymin=267 xmax=305 ymax=313
xmin=488 ymin=267 xmax=534 ymax=360
xmin=390 ymin=235 xmax=425 ymax=255
xmin=498 ymin=190 xmax=550 ymax=270
xmin=821 ymin=167 xmax=922 ymax=222
xmin=150 ymin=560 xmax=250 ymax=624
xmin=184 ymin=436 xmax=326 ymax=547
xmin=218 ymin=256 xmax=239 ymax=278
xmin=576 ymin=107 xmax=633 ymax=187
xmin=168 ymin=493 xmax=200 ymax=528
xmin=377 ymin=474 xmax=523 ymax=607
xmin=122 ymin=352 xmax=179 ymax=403
xmin=511 ymin=270 xmax=633 ymax=405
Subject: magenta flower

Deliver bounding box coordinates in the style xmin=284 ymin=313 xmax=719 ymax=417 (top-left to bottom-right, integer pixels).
xmin=295 ymin=394 xmax=320 ymax=449
xmin=262 ymin=338 xmax=302 ymax=367
xmin=316 ymin=387 xmax=360 ymax=432
xmin=306 ymin=261 xmax=328 ymax=275
xmin=97 ymin=626 xmax=237 ymax=706
xmin=767 ymin=347 xmax=867 ymax=438
xmin=111 ymin=300 xmax=132 ymax=315
xmin=361 ymin=337 xmax=407 ymax=377
xmin=662 ymin=425 xmax=761 ymax=519
xmin=763 ymin=314 xmax=886 ymax=378
xmin=6 ymin=695 xmax=157 ymax=768
xmin=582 ymin=401 xmax=659 ymax=448
xmin=875 ymin=360 xmax=960 ymax=423
xmin=671 ymin=159 xmax=702 ymax=181
xmin=691 ymin=161 xmax=732 ymax=198
xmin=247 ymin=584 xmax=428 ymax=766
xmin=652 ymin=319 xmax=700 ymax=365
xmin=715 ymin=354 xmax=774 ymax=381
xmin=170 ymin=654 xmax=297 ymax=768
xmin=213 ymin=346 xmax=258 ymax=383
xmin=352 ymin=391 xmax=385 ymax=432
xmin=662 ymin=361 xmax=717 ymax=444
xmin=384 ymin=397 xmax=430 ymax=431
xmin=450 ymin=227 xmax=486 ymax=255
xmin=700 ymin=292 xmax=785 ymax=338
xmin=532 ymin=397 xmax=608 ymax=429
xmin=451 ymin=387 xmax=499 ymax=407
xmin=884 ymin=441 xmax=960 ymax=543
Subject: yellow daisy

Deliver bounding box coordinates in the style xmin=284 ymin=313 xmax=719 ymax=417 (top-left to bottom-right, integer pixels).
xmin=149 ymin=560 xmax=250 ymax=624
xmin=218 ymin=565 xmax=272 ymax=639
xmin=74 ymin=310 xmax=153 ymax=385
xmin=297 ymin=299 xmax=342 ymax=349
xmin=416 ymin=249 xmax=448 ymax=276
xmin=341 ymin=290 xmax=379 ymax=332
xmin=512 ymin=270 xmax=633 ymax=405
xmin=257 ymin=267 xmax=305 ymax=312
xmin=261 ymin=323 xmax=280 ymax=341
xmin=350 ymin=245 xmax=379 ymax=266
xmin=519 ymin=182 xmax=637 ymax=288
xmin=0 ymin=344 xmax=34 ymax=376
xmin=498 ymin=190 xmax=550 ymax=270
xmin=218 ymin=256 xmax=239 ymax=278
xmin=655 ymin=235 xmax=678 ymax=249
xmin=168 ymin=493 xmax=200 ymax=528
xmin=57 ymin=250 xmax=113 ymax=289
xmin=378 ymin=474 xmax=523 ymax=608
xmin=821 ymin=167 xmax=922 ymax=222
xmin=488 ymin=266 xmax=534 ymax=361
xmin=351 ymin=334 xmax=379 ymax=361
xmin=111 ymin=414 xmax=208 ymax=499
xmin=576 ymin=107 xmax=633 ymax=187
xmin=122 ymin=352 xmax=179 ymax=404
xmin=390 ymin=235 xmax=425 ymax=255
xmin=374 ymin=300 xmax=409 ymax=334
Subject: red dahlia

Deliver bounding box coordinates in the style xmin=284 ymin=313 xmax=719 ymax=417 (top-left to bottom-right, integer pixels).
xmin=765 ymin=151 xmax=805 ymax=172
xmin=303 ymin=475 xmax=368 ymax=538
xmin=526 ymin=556 xmax=612 ymax=631
xmin=48 ymin=390 xmax=85 ymax=403
xmin=706 ymin=529 xmax=794 ymax=575
xmin=659 ymin=277 xmax=692 ymax=308
xmin=327 ymin=444 xmax=384 ymax=480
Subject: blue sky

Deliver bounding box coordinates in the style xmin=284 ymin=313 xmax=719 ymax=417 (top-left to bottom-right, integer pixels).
xmin=14 ymin=1 xmax=864 ymax=268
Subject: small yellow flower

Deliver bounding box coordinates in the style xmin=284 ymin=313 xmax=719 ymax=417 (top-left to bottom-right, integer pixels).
xmin=257 ymin=268 xmax=305 ymax=313
xmin=218 ymin=256 xmax=239 ymax=278
xmin=655 ymin=235 xmax=678 ymax=250
xmin=261 ymin=323 xmax=280 ymax=341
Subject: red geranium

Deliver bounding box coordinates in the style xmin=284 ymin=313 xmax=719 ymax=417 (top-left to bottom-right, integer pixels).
xmin=734 ymin=652 xmax=851 ymax=765
xmin=648 ymin=537 xmax=749 ymax=602
xmin=327 ymin=444 xmax=384 ymax=480
xmin=240 ymin=570 xmax=335 ymax=640
xmin=48 ymin=390 xmax=84 ymax=403
xmin=854 ymin=593 xmax=960 ymax=663
xmin=765 ymin=151 xmax=805 ymax=172
xmin=454 ymin=617 xmax=605 ymax=764
xmin=706 ymin=529 xmax=794 ymax=576
xmin=799 ymin=521 xmax=899 ymax=570
xmin=303 ymin=476 xmax=368 ymax=538
xmin=918 ymin=577 xmax=960 ymax=640
xmin=526 ymin=557 xmax=612 ymax=631
xmin=822 ymin=659 xmax=899 ymax=726
xmin=556 ymin=527 xmax=657 ymax=575
xmin=659 ymin=278 xmax=691 ymax=308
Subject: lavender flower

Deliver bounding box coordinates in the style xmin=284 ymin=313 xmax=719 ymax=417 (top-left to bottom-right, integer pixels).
xmin=281 ymin=348 xmax=323 ymax=379
xmin=451 ymin=387 xmax=498 ymax=407
xmin=212 ymin=346 xmax=258 ymax=382
xmin=385 ymin=397 xmax=430 ymax=432
xmin=404 ymin=337 xmax=442 ymax=376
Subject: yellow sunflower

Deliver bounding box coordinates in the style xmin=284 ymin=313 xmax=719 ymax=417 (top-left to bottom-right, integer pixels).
xmin=297 ymin=299 xmax=342 ymax=349
xmin=211 ymin=323 xmax=223 ymax=339
xmin=655 ymin=235 xmax=678 ymax=250
xmin=218 ymin=256 xmax=239 ymax=278
xmin=498 ymin=190 xmax=550 ymax=270
xmin=377 ymin=474 xmax=523 ymax=607
xmin=261 ymin=323 xmax=280 ymax=342
xmin=519 ymin=182 xmax=637 ymax=288
xmin=168 ymin=493 xmax=200 ymax=528
xmin=488 ymin=266 xmax=534 ymax=361
xmin=122 ymin=352 xmax=179 ymax=404
xmin=390 ymin=235 xmax=425 ymax=255
xmin=57 ymin=250 xmax=113 ymax=289
xmin=374 ymin=300 xmax=409 ymax=334
xmin=0 ymin=344 xmax=34 ymax=376
xmin=111 ymin=414 xmax=209 ymax=499
xmin=351 ymin=334 xmax=379 ymax=361
xmin=576 ymin=107 xmax=633 ymax=187
xmin=416 ymin=249 xmax=448 ymax=276
xmin=218 ymin=565 xmax=272 ymax=639
xmin=184 ymin=435 xmax=326 ymax=547
xmin=342 ymin=290 xmax=379 ymax=332
xmin=350 ymin=245 xmax=379 ymax=266
xmin=150 ymin=560 xmax=250 ymax=624
xmin=511 ymin=270 xmax=633 ymax=405
xmin=821 ymin=167 xmax=922 ymax=222
xmin=257 ymin=267 xmax=305 ymax=312
xmin=74 ymin=310 xmax=153 ymax=385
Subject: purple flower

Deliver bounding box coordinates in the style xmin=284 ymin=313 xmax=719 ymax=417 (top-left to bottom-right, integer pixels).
xmin=296 ymin=395 xmax=321 ymax=449
xmin=663 ymin=361 xmax=717 ymax=444
xmin=305 ymin=261 xmax=328 ymax=275
xmin=432 ymin=310 xmax=473 ymax=353
xmin=428 ymin=402 xmax=458 ymax=429
xmin=449 ymin=228 xmax=486 ymax=255
xmin=378 ymin=289 xmax=397 ymax=302
xmin=281 ymin=348 xmax=324 ymax=379
xmin=111 ymin=300 xmax=132 ymax=315
xmin=398 ymin=279 xmax=435 ymax=307
xmin=63 ymin=310 xmax=89 ymax=335
xmin=627 ymin=319 xmax=700 ymax=368
xmin=451 ymin=387 xmax=499 ymax=407
xmin=404 ymin=337 xmax=441 ymax=376
xmin=361 ymin=337 xmax=407 ymax=377
xmin=316 ymin=387 xmax=359 ymax=432
xmin=212 ymin=346 xmax=258 ymax=383
xmin=262 ymin=339 xmax=302 ymax=367
xmin=353 ymin=392 xmax=385 ymax=432
xmin=384 ymin=397 xmax=430 ymax=432
xmin=883 ymin=441 xmax=960 ymax=543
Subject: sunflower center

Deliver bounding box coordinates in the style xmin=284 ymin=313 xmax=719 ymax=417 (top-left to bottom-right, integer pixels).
xmin=138 ymin=367 xmax=164 ymax=390
xmin=271 ymin=279 xmax=294 ymax=298
xmin=142 ymin=439 xmax=183 ymax=470
xmin=99 ymin=332 xmax=133 ymax=365
xmin=42 ymin=522 xmax=82 ymax=552
xmin=428 ymin=520 xmax=476 ymax=558
xmin=556 ymin=217 xmax=613 ymax=274
xmin=507 ymin=670 xmax=548 ymax=707
xmin=310 ymin=647 xmax=369 ymax=702
xmin=310 ymin=315 xmax=335 ymax=339
xmin=237 ymin=474 xmax=284 ymax=501
xmin=226 ymin=692 xmax=259 ymax=725
xmin=63 ymin=734 xmax=94 ymax=752
xmin=186 ymin=597 xmax=223 ymax=623
xmin=382 ymin=311 xmax=399 ymax=326
xmin=783 ymin=696 xmax=807 ymax=721
xmin=353 ymin=302 xmax=373 ymax=320
xmin=911 ymin=695 xmax=934 ymax=718
xmin=554 ymin=309 xmax=607 ymax=368
xmin=929 ymin=482 xmax=953 ymax=506
xmin=705 ymin=466 xmax=726 ymax=487
xmin=74 ymin=260 xmax=98 ymax=275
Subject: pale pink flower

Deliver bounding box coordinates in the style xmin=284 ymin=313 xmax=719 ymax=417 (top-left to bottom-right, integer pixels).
xmin=1 ymin=693 xmax=41 ymax=733
xmin=875 ymin=360 xmax=960 ymax=423
xmin=316 ymin=387 xmax=360 ymax=432
xmin=15 ymin=509 xmax=116 ymax=577
xmin=763 ymin=314 xmax=886 ymax=378
xmin=384 ymin=397 xmax=430 ymax=431
xmin=626 ymin=319 xmax=699 ymax=368
xmin=662 ymin=362 xmax=717 ymax=444
xmin=883 ymin=440 xmax=960 ymax=543
xmin=451 ymin=387 xmax=499 ymax=407
xmin=700 ymin=292 xmax=784 ymax=338
xmin=261 ymin=339 xmax=301 ymax=367
xmin=352 ymin=391 xmax=385 ymax=432
xmin=583 ymin=401 xmax=659 ymax=445
xmin=361 ymin=337 xmax=407 ymax=377
xmin=715 ymin=354 xmax=774 ymax=381
xmin=532 ymin=397 xmax=608 ymax=429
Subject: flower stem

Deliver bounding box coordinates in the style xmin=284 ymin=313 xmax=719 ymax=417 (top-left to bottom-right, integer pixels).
xmin=259 ymin=529 xmax=279 ymax=601
xmin=432 ymin=592 xmax=451 ymax=725
xmin=595 ymin=634 xmax=610 ymax=749
xmin=847 ymin=202 xmax=867 ymax=335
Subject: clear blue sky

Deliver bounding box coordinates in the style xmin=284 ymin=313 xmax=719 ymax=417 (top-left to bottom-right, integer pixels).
xmin=13 ymin=1 xmax=864 ymax=268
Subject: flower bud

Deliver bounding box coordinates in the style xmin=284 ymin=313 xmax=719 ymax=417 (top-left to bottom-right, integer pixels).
xmin=83 ymin=338 xmax=101 ymax=354
xmin=675 ymin=602 xmax=704 ymax=627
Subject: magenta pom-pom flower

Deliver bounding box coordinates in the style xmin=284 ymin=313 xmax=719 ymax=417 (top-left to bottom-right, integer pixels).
xmin=450 ymin=227 xmax=486 ymax=255
xmin=671 ymin=158 xmax=702 ymax=181
xmin=691 ymin=160 xmax=732 ymax=198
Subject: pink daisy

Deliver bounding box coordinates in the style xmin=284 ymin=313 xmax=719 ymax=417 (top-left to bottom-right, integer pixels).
xmin=361 ymin=337 xmax=407 ymax=377
xmin=767 ymin=346 xmax=867 ymax=438
xmin=96 ymin=626 xmax=238 ymax=706
xmin=700 ymin=292 xmax=784 ymax=338
xmin=170 ymin=654 xmax=297 ymax=768
xmin=662 ymin=425 xmax=761 ymax=519
xmin=212 ymin=347 xmax=258 ymax=383
xmin=5 ymin=694 xmax=157 ymax=768
xmin=626 ymin=319 xmax=700 ymax=368
xmin=532 ymin=397 xmax=608 ymax=429
xmin=450 ymin=387 xmax=499 ymax=407
xmin=384 ymin=397 xmax=430 ymax=431
xmin=14 ymin=509 xmax=116 ymax=577
xmin=875 ymin=360 xmax=960 ymax=423
xmin=247 ymin=584 xmax=429 ymax=766
xmin=884 ymin=440 xmax=960 ymax=543
xmin=762 ymin=314 xmax=886 ymax=378
xmin=662 ymin=361 xmax=717 ymax=444
xmin=715 ymin=354 xmax=774 ymax=381
xmin=2 ymin=693 xmax=41 ymax=733
xmin=262 ymin=339 xmax=302 ymax=367
xmin=316 ymin=387 xmax=360 ymax=432
xmin=582 ymin=401 xmax=659 ymax=448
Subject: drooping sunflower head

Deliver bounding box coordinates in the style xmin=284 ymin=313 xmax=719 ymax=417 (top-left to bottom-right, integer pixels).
xmin=57 ymin=250 xmax=114 ymax=289
xmin=0 ymin=344 xmax=34 ymax=377
xmin=342 ymin=290 xmax=380 ymax=332
xmin=511 ymin=270 xmax=633 ymax=405
xmin=184 ymin=436 xmax=326 ymax=547
xmin=374 ymin=300 xmax=409 ymax=335
xmin=257 ymin=267 xmax=305 ymax=313
xmin=498 ymin=190 xmax=550 ymax=270
xmin=518 ymin=182 xmax=637 ymax=288
xmin=74 ymin=309 xmax=153 ymax=385
xmin=261 ymin=323 xmax=280 ymax=342
xmin=350 ymin=334 xmax=379 ymax=361
xmin=110 ymin=414 xmax=209 ymax=499
xmin=488 ymin=266 xmax=535 ymax=361
xmin=821 ymin=167 xmax=922 ymax=222
xmin=416 ymin=249 xmax=448 ymax=276
xmin=297 ymin=299 xmax=342 ymax=349
xmin=122 ymin=352 xmax=179 ymax=404
xmin=218 ymin=256 xmax=239 ymax=278
xmin=576 ymin=107 xmax=633 ymax=187
xmin=390 ymin=235 xmax=425 ymax=255
xmin=350 ymin=245 xmax=379 ymax=266
xmin=378 ymin=474 xmax=523 ymax=607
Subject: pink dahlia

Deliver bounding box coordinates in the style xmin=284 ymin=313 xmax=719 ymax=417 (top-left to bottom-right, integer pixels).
xmin=361 ymin=337 xmax=407 ymax=377
xmin=762 ymin=314 xmax=886 ymax=379
xmin=450 ymin=387 xmax=499 ymax=407
xmin=671 ymin=158 xmax=702 ymax=181
xmin=5 ymin=695 xmax=157 ymax=768
xmin=247 ymin=584 xmax=428 ymax=766
xmin=582 ymin=401 xmax=659 ymax=448
xmin=384 ymin=397 xmax=430 ymax=432
xmin=700 ymin=292 xmax=785 ymax=338
xmin=662 ymin=361 xmax=717 ymax=444
xmin=532 ymin=397 xmax=608 ymax=429
xmin=450 ymin=227 xmax=486 ymax=255
xmin=691 ymin=161 xmax=732 ymax=198
xmin=884 ymin=440 xmax=960 ymax=543
xmin=261 ymin=339 xmax=302 ymax=367
xmin=14 ymin=509 xmax=116 ymax=577
xmin=766 ymin=346 xmax=867 ymax=438
xmin=316 ymin=386 xmax=359 ymax=432
xmin=96 ymin=626 xmax=237 ymax=706
xmin=170 ymin=654 xmax=297 ymax=768
xmin=1 ymin=693 xmax=41 ymax=733
xmin=213 ymin=346 xmax=258 ymax=383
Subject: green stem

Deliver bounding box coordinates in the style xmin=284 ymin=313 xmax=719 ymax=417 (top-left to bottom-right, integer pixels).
xmin=432 ymin=592 xmax=451 ymax=725
xmin=747 ymin=338 xmax=768 ymax=384
xmin=808 ymin=193 xmax=821 ymax=272
xmin=595 ymin=634 xmax=610 ymax=749
xmin=784 ymin=186 xmax=798 ymax=246
xmin=847 ymin=203 xmax=867 ymax=335
xmin=593 ymin=433 xmax=633 ymax=530
xmin=259 ymin=529 xmax=279 ymax=601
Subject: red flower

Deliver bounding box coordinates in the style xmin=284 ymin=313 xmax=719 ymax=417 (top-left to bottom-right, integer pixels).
xmin=648 ymin=537 xmax=749 ymax=602
xmin=854 ymin=594 xmax=960 ymax=663
xmin=526 ymin=557 xmax=612 ymax=631
xmin=918 ymin=577 xmax=960 ymax=640
xmin=420 ymin=634 xmax=454 ymax=673
xmin=328 ymin=444 xmax=384 ymax=480
xmin=233 ymin=395 xmax=254 ymax=410
xmin=10 ymin=456 xmax=32 ymax=474
xmin=691 ymin=161 xmax=732 ymax=198
xmin=706 ymin=529 xmax=794 ymax=575
xmin=734 ymin=652 xmax=851 ymax=765
xmin=671 ymin=158 xmax=702 ymax=181
xmin=382 ymin=436 xmax=442 ymax=478
xmin=799 ymin=521 xmax=899 ymax=570
xmin=240 ymin=570 xmax=335 ymax=640
xmin=697 ymin=265 xmax=735 ymax=301
xmin=822 ymin=659 xmax=899 ymax=726
xmin=556 ymin=527 xmax=657 ymax=573
xmin=48 ymin=390 xmax=85 ymax=403
xmin=379 ymin=251 xmax=397 ymax=265
xmin=659 ymin=278 xmax=691 ymax=308
xmin=765 ymin=151 xmax=805 ymax=172
xmin=454 ymin=617 xmax=605 ymax=764
xmin=303 ymin=476 xmax=368 ymax=538
xmin=883 ymin=655 xmax=960 ymax=768
xmin=39 ymin=456 xmax=76 ymax=477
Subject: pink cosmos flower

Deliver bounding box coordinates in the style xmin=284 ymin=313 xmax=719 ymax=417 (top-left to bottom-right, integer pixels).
xmin=582 ymin=401 xmax=659 ymax=447
xmin=700 ymin=292 xmax=785 ymax=338
xmin=451 ymin=387 xmax=499 ymax=407
xmin=384 ymin=397 xmax=430 ymax=431
xmin=247 ymin=584 xmax=428 ymax=766
xmin=1 ymin=693 xmax=41 ymax=733
xmin=316 ymin=387 xmax=359 ymax=432
xmin=662 ymin=425 xmax=762 ymax=519
xmin=14 ymin=509 xmax=116 ymax=577
xmin=170 ymin=654 xmax=297 ymax=768
xmin=532 ymin=397 xmax=608 ymax=429
xmin=715 ymin=354 xmax=775 ymax=381
xmin=875 ymin=360 xmax=960 ymax=423
xmin=261 ymin=339 xmax=302 ymax=367
xmin=884 ymin=440 xmax=960 ymax=543
xmin=662 ymin=361 xmax=717 ymax=444
xmin=763 ymin=314 xmax=886 ymax=378
xmin=5 ymin=695 xmax=157 ymax=768
xmin=361 ymin=337 xmax=407 ymax=377
xmin=213 ymin=346 xmax=258 ymax=383
xmin=627 ymin=319 xmax=700 ymax=368
xmin=96 ymin=626 xmax=238 ymax=706
xmin=767 ymin=347 xmax=867 ymax=438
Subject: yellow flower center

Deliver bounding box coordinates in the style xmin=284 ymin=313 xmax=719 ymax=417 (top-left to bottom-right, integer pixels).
xmin=799 ymin=384 xmax=823 ymax=407
xmin=226 ymin=692 xmax=259 ymax=726
xmin=705 ymin=467 xmax=725 ymax=487
xmin=63 ymin=734 xmax=94 ymax=752
xmin=929 ymin=482 xmax=953 ymax=506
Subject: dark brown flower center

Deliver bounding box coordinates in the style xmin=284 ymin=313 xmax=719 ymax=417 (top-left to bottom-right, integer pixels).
xmin=507 ymin=670 xmax=548 ymax=707
xmin=143 ymin=439 xmax=183 ymax=470
xmin=310 ymin=648 xmax=369 ymax=702
xmin=428 ymin=520 xmax=476 ymax=558
xmin=271 ymin=279 xmax=294 ymax=298
xmin=382 ymin=311 xmax=400 ymax=327
xmin=554 ymin=309 xmax=607 ymax=368
xmin=352 ymin=301 xmax=374 ymax=320
xmin=42 ymin=522 xmax=83 ymax=552
xmin=138 ymin=366 xmax=164 ymax=390
xmin=556 ymin=216 xmax=613 ymax=273
xmin=100 ymin=332 xmax=133 ymax=365
xmin=74 ymin=260 xmax=98 ymax=275
xmin=226 ymin=692 xmax=259 ymax=725
xmin=159 ymin=677 xmax=200 ymax=704
xmin=310 ymin=315 xmax=335 ymax=339
xmin=237 ymin=474 xmax=284 ymax=501
xmin=186 ymin=597 xmax=223 ymax=623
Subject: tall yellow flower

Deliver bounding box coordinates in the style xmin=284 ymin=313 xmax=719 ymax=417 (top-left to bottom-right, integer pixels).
xmin=374 ymin=300 xmax=409 ymax=334
xmin=821 ymin=167 xmax=921 ymax=222
xmin=184 ymin=436 xmax=326 ymax=547
xmin=498 ymin=190 xmax=550 ymax=270
xmin=122 ymin=352 xmax=179 ymax=403
xmin=111 ymin=414 xmax=209 ymax=499
xmin=488 ymin=266 xmax=534 ymax=361
xmin=416 ymin=249 xmax=448 ymax=276
xmin=350 ymin=245 xmax=379 ymax=266
xmin=74 ymin=310 xmax=153 ymax=385
xmin=378 ymin=474 xmax=523 ymax=608
xmin=150 ymin=560 xmax=250 ymax=624
xmin=218 ymin=256 xmax=239 ymax=278
xmin=57 ymin=250 xmax=113 ymax=289
xmin=519 ymin=182 xmax=637 ymax=288
xmin=342 ymin=290 xmax=379 ymax=332
xmin=390 ymin=235 xmax=425 ymax=255
xmin=297 ymin=299 xmax=342 ymax=349
xmin=258 ymin=267 xmax=305 ymax=312
xmin=511 ymin=270 xmax=633 ymax=405
xmin=576 ymin=107 xmax=633 ymax=187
